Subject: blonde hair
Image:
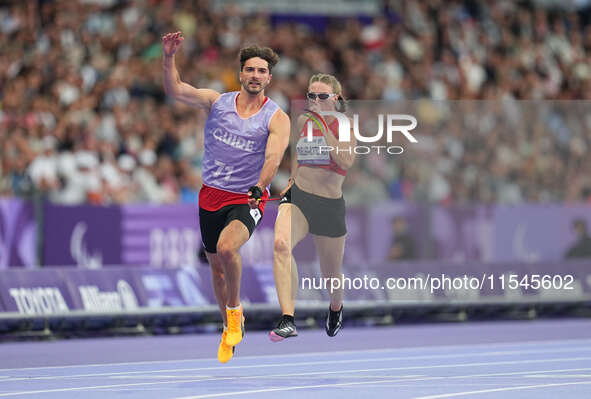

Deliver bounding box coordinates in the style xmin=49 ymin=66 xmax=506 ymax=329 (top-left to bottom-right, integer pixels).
xmin=309 ymin=73 xmax=347 ymax=111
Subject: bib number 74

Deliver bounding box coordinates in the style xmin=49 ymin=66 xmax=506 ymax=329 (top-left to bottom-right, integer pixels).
xmin=213 ymin=160 xmax=234 ymax=182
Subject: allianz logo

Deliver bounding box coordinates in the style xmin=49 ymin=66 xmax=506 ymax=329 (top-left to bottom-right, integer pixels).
xmin=79 ymin=280 xmax=139 ymax=312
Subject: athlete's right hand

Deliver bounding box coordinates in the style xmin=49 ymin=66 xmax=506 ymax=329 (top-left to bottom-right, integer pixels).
xmin=162 ymin=32 xmax=184 ymax=57
xmin=305 ymin=102 xmax=321 ymax=113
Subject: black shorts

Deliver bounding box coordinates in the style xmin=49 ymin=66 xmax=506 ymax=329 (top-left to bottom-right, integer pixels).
xmin=199 ymin=204 xmax=263 ymax=253
xmin=280 ymin=183 xmax=346 ymax=237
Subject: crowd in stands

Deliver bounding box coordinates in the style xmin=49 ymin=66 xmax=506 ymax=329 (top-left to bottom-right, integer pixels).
xmin=1 ymin=0 xmax=591 ymax=205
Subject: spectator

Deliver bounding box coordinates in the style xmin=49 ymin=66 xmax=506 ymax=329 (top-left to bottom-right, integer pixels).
xmin=388 ymin=217 xmax=416 ymax=261
xmin=0 ymin=0 xmax=590 ymax=205
xmin=28 ymin=136 xmax=60 ymax=196
xmin=565 ymin=219 xmax=591 ymax=259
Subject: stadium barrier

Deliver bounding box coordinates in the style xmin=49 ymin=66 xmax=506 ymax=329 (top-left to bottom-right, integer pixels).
xmin=2 ymin=198 xmax=591 ymax=337
xmin=1 ymin=260 xmax=590 ymax=337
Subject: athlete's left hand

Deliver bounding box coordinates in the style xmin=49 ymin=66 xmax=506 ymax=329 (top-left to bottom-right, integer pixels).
xmin=247 ymin=185 xmax=264 ymax=209
xmin=279 ymin=177 xmax=294 ymax=198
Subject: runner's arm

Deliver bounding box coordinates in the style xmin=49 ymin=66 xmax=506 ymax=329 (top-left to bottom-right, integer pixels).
xmin=162 ymin=32 xmax=220 ymax=110
xmin=255 ymin=109 xmax=291 ymax=190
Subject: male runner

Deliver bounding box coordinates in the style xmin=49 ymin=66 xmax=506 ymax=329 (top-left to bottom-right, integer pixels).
xmin=162 ymin=32 xmax=290 ymax=363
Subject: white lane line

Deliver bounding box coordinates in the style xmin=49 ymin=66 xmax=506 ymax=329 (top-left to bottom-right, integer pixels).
xmin=412 ymin=381 xmax=591 ymax=399
xmin=171 ymin=378 xmax=591 ymax=399
xmin=163 ymin=356 xmax=591 ymax=387
xmin=2 ymin=346 xmax=591 ymax=382
xmin=108 ymin=375 xmax=215 ymax=380
xmin=172 ymin=378 xmax=441 ymax=399
xmin=2 ymin=357 xmax=591 ymax=397
xmin=524 ymin=374 xmax=591 ymax=378
xmin=173 ymin=366 xmax=591 ymax=399
xmin=0 ymin=378 xmax=227 ymax=398
xmin=3 ymin=337 xmax=591 ymax=372
xmin=106 ymin=374 xmax=423 ymax=381
xmin=0 ymin=376 xmax=430 ymax=398
xmin=447 ymin=367 xmax=591 ymax=379
xmin=96 ymin=366 xmax=591 ymax=383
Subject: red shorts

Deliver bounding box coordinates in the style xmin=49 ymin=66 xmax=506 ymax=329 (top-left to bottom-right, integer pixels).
xmin=198 ymin=184 xmax=269 ymax=212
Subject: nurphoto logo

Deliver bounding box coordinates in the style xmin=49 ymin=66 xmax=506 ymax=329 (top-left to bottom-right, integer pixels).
xmin=306 ymin=111 xmax=418 ymax=155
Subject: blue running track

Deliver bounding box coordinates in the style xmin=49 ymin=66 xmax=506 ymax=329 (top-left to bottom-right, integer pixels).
xmin=1 ymin=319 xmax=591 ymax=398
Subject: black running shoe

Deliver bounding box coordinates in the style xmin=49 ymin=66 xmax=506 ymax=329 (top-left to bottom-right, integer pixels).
xmin=325 ymin=305 xmax=343 ymax=337
xmin=269 ymin=315 xmax=298 ymax=342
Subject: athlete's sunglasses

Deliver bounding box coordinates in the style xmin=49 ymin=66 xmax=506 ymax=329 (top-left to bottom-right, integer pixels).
xmin=306 ymin=92 xmax=337 ymax=100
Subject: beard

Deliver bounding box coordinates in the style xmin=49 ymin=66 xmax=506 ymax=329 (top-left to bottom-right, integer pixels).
xmin=241 ymin=79 xmax=267 ymax=95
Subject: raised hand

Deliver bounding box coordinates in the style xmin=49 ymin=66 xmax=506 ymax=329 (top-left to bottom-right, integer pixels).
xmin=162 ymin=31 xmax=184 ymax=57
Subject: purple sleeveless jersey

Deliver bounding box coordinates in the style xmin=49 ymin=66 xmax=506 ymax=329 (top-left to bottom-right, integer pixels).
xmin=202 ymin=92 xmax=280 ymax=193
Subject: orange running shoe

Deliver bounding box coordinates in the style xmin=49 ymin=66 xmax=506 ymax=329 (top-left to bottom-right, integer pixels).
xmin=225 ymin=306 xmax=245 ymax=347
xmin=217 ymin=329 xmax=235 ymax=363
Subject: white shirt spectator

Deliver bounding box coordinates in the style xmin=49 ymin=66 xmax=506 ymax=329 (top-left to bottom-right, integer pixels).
xmin=133 ymin=150 xmax=166 ymax=203
xmin=28 ymin=155 xmax=59 ymax=187
xmin=28 ymin=136 xmax=60 ymax=190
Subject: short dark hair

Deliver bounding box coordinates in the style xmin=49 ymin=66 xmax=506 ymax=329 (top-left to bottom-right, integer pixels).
xmin=239 ymin=46 xmax=279 ymax=72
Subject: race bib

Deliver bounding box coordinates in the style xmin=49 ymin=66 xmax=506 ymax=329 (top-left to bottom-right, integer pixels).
xmin=250 ymin=208 xmax=262 ymax=225
xmin=296 ymin=136 xmax=330 ymax=165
